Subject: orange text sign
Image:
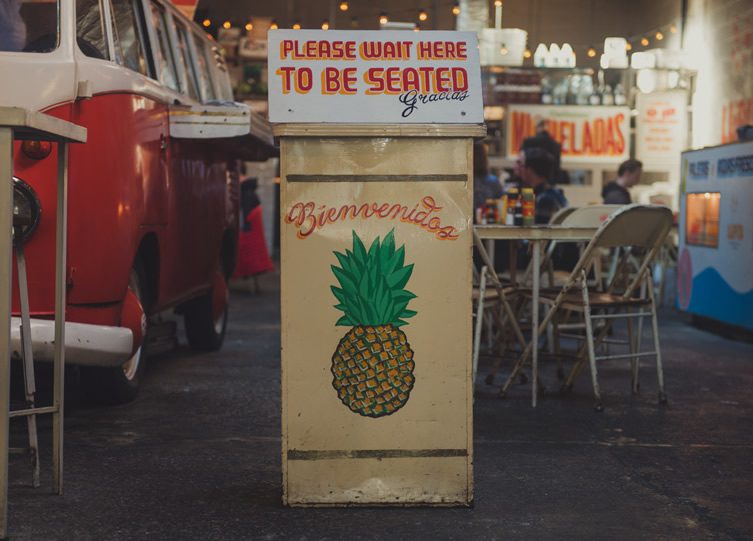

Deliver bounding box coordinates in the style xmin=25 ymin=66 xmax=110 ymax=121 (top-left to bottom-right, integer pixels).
xmin=268 ymin=30 xmax=482 ymax=124
xmin=506 ymin=105 xmax=630 ymax=163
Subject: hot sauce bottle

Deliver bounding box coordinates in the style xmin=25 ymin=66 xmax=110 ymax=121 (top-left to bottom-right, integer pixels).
xmin=522 ymin=187 xmax=535 ymax=226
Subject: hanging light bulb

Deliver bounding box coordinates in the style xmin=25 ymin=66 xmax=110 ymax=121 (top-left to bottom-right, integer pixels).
xmin=655 ymin=31 xmax=664 ymax=41
xmin=379 ymin=12 xmax=389 ymax=25
xmin=244 ymin=22 xmax=253 ymax=31
xmin=452 ymin=2 xmax=460 ymax=16
xmin=222 ymin=21 xmax=231 ymax=29
xmin=670 ymin=24 xmax=678 ymax=33
xmin=292 ymin=21 xmax=301 ymax=30
xmin=418 ymin=9 xmax=428 ymax=21
xmin=500 ymin=45 xmax=509 ymax=56
xmin=494 ymin=0 xmax=502 ymax=6
xmin=523 ymin=48 xmax=532 ymax=59
xmin=339 ymin=1 xmax=349 ymax=11
xmin=587 ymin=46 xmax=597 ymax=58
xmin=202 ymin=19 xmax=211 ymax=27
xmin=270 ymin=20 xmax=279 ymax=30
xmin=626 ymin=41 xmax=633 ymax=51
xmin=641 ymin=36 xmax=649 ymax=46
xmin=321 ymin=20 xmax=330 ymax=30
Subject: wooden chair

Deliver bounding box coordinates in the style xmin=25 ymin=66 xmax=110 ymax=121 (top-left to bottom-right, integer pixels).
xmin=501 ymin=205 xmax=673 ymax=411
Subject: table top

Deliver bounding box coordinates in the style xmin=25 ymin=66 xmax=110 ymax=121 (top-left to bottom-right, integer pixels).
xmin=0 ymin=107 xmax=87 ymax=143
xmin=474 ymin=224 xmax=598 ymax=241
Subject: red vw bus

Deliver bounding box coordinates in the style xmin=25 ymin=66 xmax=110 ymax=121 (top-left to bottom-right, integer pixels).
xmin=1 ymin=0 xmax=273 ymax=402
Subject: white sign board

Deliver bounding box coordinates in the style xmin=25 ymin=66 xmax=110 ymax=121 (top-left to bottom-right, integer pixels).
xmin=267 ymin=30 xmax=483 ymax=123
xmin=506 ymin=105 xmax=630 ymax=164
xmin=636 ymin=91 xmax=688 ymax=169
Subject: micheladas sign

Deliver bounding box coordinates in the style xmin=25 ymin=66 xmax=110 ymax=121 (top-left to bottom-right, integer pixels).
xmin=267 ymin=30 xmax=483 ymax=123
xmin=506 ymin=105 xmax=631 ymax=163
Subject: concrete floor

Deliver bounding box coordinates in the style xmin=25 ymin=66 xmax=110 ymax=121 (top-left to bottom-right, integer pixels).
xmin=6 ymin=272 xmax=753 ymax=540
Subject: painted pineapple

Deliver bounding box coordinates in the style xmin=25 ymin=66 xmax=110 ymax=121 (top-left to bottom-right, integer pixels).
xmin=330 ymin=230 xmax=417 ymax=418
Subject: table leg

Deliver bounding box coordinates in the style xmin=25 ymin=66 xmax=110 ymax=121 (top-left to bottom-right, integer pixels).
xmin=52 ymin=142 xmax=67 ymax=495
xmin=0 ymin=127 xmax=13 ymax=539
xmin=532 ymin=240 xmax=541 ymax=408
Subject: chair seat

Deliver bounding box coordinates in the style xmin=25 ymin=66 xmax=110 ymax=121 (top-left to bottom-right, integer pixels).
xmin=472 ymin=284 xmax=518 ymax=302
xmin=524 ymin=289 xmax=650 ymax=310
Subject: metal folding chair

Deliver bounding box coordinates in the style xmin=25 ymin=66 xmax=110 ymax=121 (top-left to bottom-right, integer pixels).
xmin=472 ymin=230 xmax=526 ymax=385
xmin=501 ymin=205 xmax=673 ymax=411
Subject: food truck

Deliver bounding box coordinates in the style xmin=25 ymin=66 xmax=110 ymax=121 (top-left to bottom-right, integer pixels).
xmin=678 ymin=140 xmax=753 ymax=332
xmin=1 ymin=0 xmax=274 ymax=402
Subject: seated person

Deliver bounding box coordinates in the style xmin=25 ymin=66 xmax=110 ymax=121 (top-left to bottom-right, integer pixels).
xmin=519 ymin=147 xmax=568 ymax=224
xmin=602 ymin=159 xmax=642 ymax=204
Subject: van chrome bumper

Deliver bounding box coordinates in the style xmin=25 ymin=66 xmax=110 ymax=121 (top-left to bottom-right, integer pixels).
xmin=10 ymin=317 xmax=133 ymax=367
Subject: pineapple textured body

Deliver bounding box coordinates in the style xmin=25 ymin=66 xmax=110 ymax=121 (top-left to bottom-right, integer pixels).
xmin=332 ymin=324 xmax=415 ymax=418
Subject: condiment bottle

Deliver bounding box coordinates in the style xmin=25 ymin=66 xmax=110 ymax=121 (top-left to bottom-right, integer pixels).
xmin=522 ymin=187 xmax=535 ymax=226
xmin=505 ymin=188 xmax=519 ymax=226
xmin=485 ymin=199 xmax=499 ymax=224
xmin=497 ymin=196 xmax=507 ymax=224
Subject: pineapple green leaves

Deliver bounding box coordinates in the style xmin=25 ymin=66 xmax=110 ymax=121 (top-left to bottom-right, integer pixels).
xmin=331 ymin=230 xmax=417 ymax=327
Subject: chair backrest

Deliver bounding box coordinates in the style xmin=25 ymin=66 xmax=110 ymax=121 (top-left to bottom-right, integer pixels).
xmin=591 ymin=204 xmax=673 ymax=250
xmin=548 ymin=206 xmax=577 ymax=225
xmin=563 ymin=205 xmax=673 ymax=296
xmin=560 ymin=205 xmax=623 ymax=228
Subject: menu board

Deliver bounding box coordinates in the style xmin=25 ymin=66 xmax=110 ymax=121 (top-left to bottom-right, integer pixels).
xmin=636 ymin=91 xmax=688 ymax=169
xmin=267 ymin=30 xmax=483 ymax=124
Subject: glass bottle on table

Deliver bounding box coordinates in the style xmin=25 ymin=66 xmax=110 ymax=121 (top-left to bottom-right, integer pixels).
xmin=521 ymin=188 xmax=535 ymax=226
xmin=505 ymin=188 xmax=519 ymax=226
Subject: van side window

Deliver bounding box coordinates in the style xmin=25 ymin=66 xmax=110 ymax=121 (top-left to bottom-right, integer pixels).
xmin=148 ymin=1 xmax=179 ymax=91
xmin=110 ymin=0 xmax=148 ymax=75
xmin=192 ymin=33 xmax=216 ymax=102
xmin=2 ymin=0 xmax=58 ymax=53
xmin=173 ymin=21 xmax=199 ymax=100
xmin=76 ymin=0 xmax=109 ymax=59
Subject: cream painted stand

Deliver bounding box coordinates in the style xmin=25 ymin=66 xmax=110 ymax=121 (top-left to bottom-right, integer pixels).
xmin=277 ymin=123 xmax=484 ymax=506
xmin=0 ymin=107 xmax=86 ymax=538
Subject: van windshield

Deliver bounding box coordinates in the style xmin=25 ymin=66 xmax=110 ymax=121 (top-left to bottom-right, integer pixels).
xmin=0 ymin=0 xmax=59 ymax=53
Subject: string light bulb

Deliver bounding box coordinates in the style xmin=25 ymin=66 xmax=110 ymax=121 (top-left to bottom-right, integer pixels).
xmin=418 ymin=9 xmax=428 ymax=21
xmin=270 ymin=20 xmax=278 ymax=30
xmin=222 ymin=21 xmax=231 ymax=29
xmin=202 ymin=19 xmax=211 ymax=27
xmin=500 ymin=45 xmax=509 ymax=55
xmin=379 ymin=12 xmax=389 ymax=25
xmin=523 ymin=48 xmax=532 ymax=59
xmin=339 ymin=1 xmax=349 ymax=11
xmin=670 ymin=24 xmax=678 ymax=33
xmin=626 ymin=42 xmax=632 ymax=51
xmin=641 ymin=37 xmax=649 ymax=46
xmin=655 ymin=31 xmax=663 ymax=40
xmin=292 ymin=21 xmax=301 ymax=30
xmin=587 ymin=46 xmax=596 ymax=58
xmin=321 ymin=20 xmax=330 ymax=30
xmin=244 ymin=22 xmax=253 ymax=31
xmin=452 ymin=3 xmax=460 ymax=16
xmin=494 ymin=0 xmax=502 ymax=6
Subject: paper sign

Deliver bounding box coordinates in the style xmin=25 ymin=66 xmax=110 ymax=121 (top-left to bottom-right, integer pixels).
xmin=636 ymin=91 xmax=688 ymax=168
xmin=506 ymin=104 xmax=630 ymax=163
xmin=267 ymin=30 xmax=483 ymax=124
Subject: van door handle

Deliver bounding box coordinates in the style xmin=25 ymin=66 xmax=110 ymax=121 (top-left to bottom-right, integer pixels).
xmin=160 ymin=134 xmax=168 ymax=151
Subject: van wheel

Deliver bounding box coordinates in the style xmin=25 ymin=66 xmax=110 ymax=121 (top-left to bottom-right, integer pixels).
xmin=81 ymin=265 xmax=147 ymax=404
xmin=183 ymin=270 xmax=228 ymax=352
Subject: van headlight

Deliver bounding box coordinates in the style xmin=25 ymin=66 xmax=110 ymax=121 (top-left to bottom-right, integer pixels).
xmin=12 ymin=177 xmax=41 ymax=245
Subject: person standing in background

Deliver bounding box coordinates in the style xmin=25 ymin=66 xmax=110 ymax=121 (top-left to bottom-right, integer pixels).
xmin=521 ymin=119 xmax=568 ymax=184
xmin=519 ymin=147 xmax=568 ymax=224
xmin=602 ymin=159 xmax=643 ymax=204
xmin=473 ymin=140 xmax=503 ymax=220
